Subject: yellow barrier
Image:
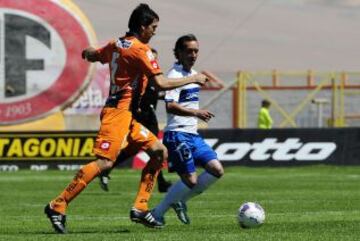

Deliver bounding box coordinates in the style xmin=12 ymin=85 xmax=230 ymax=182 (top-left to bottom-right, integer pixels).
xmin=235 ymin=70 xmax=360 ymax=128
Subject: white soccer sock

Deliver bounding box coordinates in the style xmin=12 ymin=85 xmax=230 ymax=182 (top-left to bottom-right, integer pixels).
xmin=183 ymin=171 xmax=219 ymax=202
xmin=152 ymin=180 xmax=191 ymax=219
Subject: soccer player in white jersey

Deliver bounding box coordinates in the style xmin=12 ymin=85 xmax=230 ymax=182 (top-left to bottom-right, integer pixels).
xmin=152 ymin=34 xmax=224 ymax=225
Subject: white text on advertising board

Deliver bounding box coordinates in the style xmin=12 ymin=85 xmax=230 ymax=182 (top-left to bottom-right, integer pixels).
xmin=206 ymin=138 xmax=337 ymax=161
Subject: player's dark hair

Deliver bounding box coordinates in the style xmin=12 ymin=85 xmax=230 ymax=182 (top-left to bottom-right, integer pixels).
xmin=128 ymin=4 xmax=159 ymax=34
xmin=262 ymin=99 xmax=271 ymax=108
xmin=174 ymin=34 xmax=198 ymax=60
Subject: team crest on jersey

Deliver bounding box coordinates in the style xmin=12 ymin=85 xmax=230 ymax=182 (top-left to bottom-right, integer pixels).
xmin=146 ymin=50 xmax=159 ymax=69
xmin=151 ymin=60 xmax=159 ymax=69
xmin=99 ymin=141 xmax=111 ymax=151
xmin=116 ymin=39 xmax=132 ymax=49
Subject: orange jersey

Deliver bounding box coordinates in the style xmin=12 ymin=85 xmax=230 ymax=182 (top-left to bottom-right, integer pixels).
xmin=96 ymin=35 xmax=162 ymax=110
xmin=92 ymin=35 xmax=161 ymax=161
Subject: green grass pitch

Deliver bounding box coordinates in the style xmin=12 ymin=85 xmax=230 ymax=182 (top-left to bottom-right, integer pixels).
xmin=0 ymin=165 xmax=359 ymax=241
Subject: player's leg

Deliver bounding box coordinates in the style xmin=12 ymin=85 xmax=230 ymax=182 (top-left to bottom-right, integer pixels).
xmin=167 ymin=161 xmax=223 ymax=225
xmin=181 ymin=135 xmax=224 ymax=202
xmin=181 ymin=159 xmax=223 ymax=203
xmin=132 ymin=140 xmax=165 ymax=209
xmin=141 ymin=117 xmax=172 ymax=193
xmin=152 ymin=173 xmax=196 ymax=225
xmin=152 ymin=131 xmax=196 ymax=224
xmin=98 ymin=151 xmax=130 ymax=191
xmin=98 ymin=169 xmax=111 ymax=192
xmin=44 ymin=108 xmax=130 ymax=233
xmin=45 ymin=158 xmax=113 ymax=233
xmin=154 ymin=134 xmax=224 ymax=224
xmin=130 ymin=141 xmax=166 ymax=228
xmin=166 ymin=138 xmax=223 ymax=225
xmin=128 ymin=121 xmax=165 ymax=228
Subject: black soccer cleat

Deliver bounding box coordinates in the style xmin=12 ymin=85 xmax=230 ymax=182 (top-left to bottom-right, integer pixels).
xmin=130 ymin=208 xmax=164 ymax=228
xmin=44 ymin=204 xmax=67 ymax=234
xmin=99 ymin=174 xmax=110 ymax=192
xmin=171 ymin=201 xmax=190 ymax=224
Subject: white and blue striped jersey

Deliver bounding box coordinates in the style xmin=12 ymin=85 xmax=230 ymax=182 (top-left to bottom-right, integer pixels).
xmin=164 ymin=63 xmax=200 ymax=134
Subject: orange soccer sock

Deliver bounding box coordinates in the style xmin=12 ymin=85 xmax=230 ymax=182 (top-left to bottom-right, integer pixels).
xmin=50 ymin=161 xmax=101 ymax=214
xmin=133 ymin=159 xmax=161 ymax=211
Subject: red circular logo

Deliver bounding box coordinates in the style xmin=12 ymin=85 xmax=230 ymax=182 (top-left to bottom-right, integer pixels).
xmin=0 ymin=0 xmax=96 ymax=124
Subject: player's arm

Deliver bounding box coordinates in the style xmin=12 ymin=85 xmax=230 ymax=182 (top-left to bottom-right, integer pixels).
xmin=152 ymin=74 xmax=208 ymax=91
xmin=166 ymin=102 xmax=215 ymax=122
xmin=82 ymin=41 xmax=115 ymax=63
xmin=139 ymin=47 xmax=207 ymax=89
xmin=139 ymin=48 xmax=207 ymax=90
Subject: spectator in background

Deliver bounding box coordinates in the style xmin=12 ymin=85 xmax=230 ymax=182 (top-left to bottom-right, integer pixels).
xmin=257 ymin=99 xmax=273 ymax=129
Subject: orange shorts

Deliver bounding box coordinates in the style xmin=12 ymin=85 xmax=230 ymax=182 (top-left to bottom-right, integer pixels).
xmin=93 ymin=107 xmax=158 ymax=161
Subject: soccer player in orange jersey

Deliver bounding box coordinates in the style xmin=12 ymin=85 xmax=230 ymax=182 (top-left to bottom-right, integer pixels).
xmin=44 ymin=3 xmax=208 ymax=233
xmin=98 ymin=48 xmax=172 ymax=193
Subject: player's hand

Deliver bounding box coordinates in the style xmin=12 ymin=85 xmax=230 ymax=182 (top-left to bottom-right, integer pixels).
xmin=81 ymin=47 xmax=96 ymax=61
xmin=194 ymin=109 xmax=215 ymax=122
xmin=194 ymin=73 xmax=209 ymax=86
xmin=81 ymin=48 xmax=89 ymax=59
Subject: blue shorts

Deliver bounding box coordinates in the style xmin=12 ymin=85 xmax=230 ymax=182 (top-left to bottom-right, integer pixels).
xmin=163 ymin=131 xmax=218 ymax=175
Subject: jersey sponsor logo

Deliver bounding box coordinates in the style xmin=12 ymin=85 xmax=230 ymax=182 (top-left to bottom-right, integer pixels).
xmin=186 ymin=92 xmax=199 ymax=100
xmin=0 ymin=0 xmax=96 ymax=124
xmin=116 ymin=38 xmax=132 ymax=49
xmin=179 ymin=88 xmax=199 ymax=102
xmin=206 ymin=138 xmax=337 ymax=161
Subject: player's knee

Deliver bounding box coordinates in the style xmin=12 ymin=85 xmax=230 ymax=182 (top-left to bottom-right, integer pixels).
xmin=95 ymin=158 xmax=114 ymax=171
xmin=214 ymin=165 xmax=224 ymax=178
xmin=182 ymin=175 xmax=198 ymax=188
xmin=186 ymin=179 xmax=198 ymax=188
xmin=206 ymin=160 xmax=224 ymax=178
xmin=148 ymin=141 xmax=168 ymax=162
xmin=156 ymin=143 xmax=168 ymax=162
xmin=214 ymin=161 xmax=224 ymax=177
xmin=162 ymin=145 xmax=168 ymax=161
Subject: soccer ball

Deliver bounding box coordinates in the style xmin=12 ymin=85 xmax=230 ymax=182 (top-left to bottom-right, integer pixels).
xmin=237 ymin=202 xmax=265 ymax=228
